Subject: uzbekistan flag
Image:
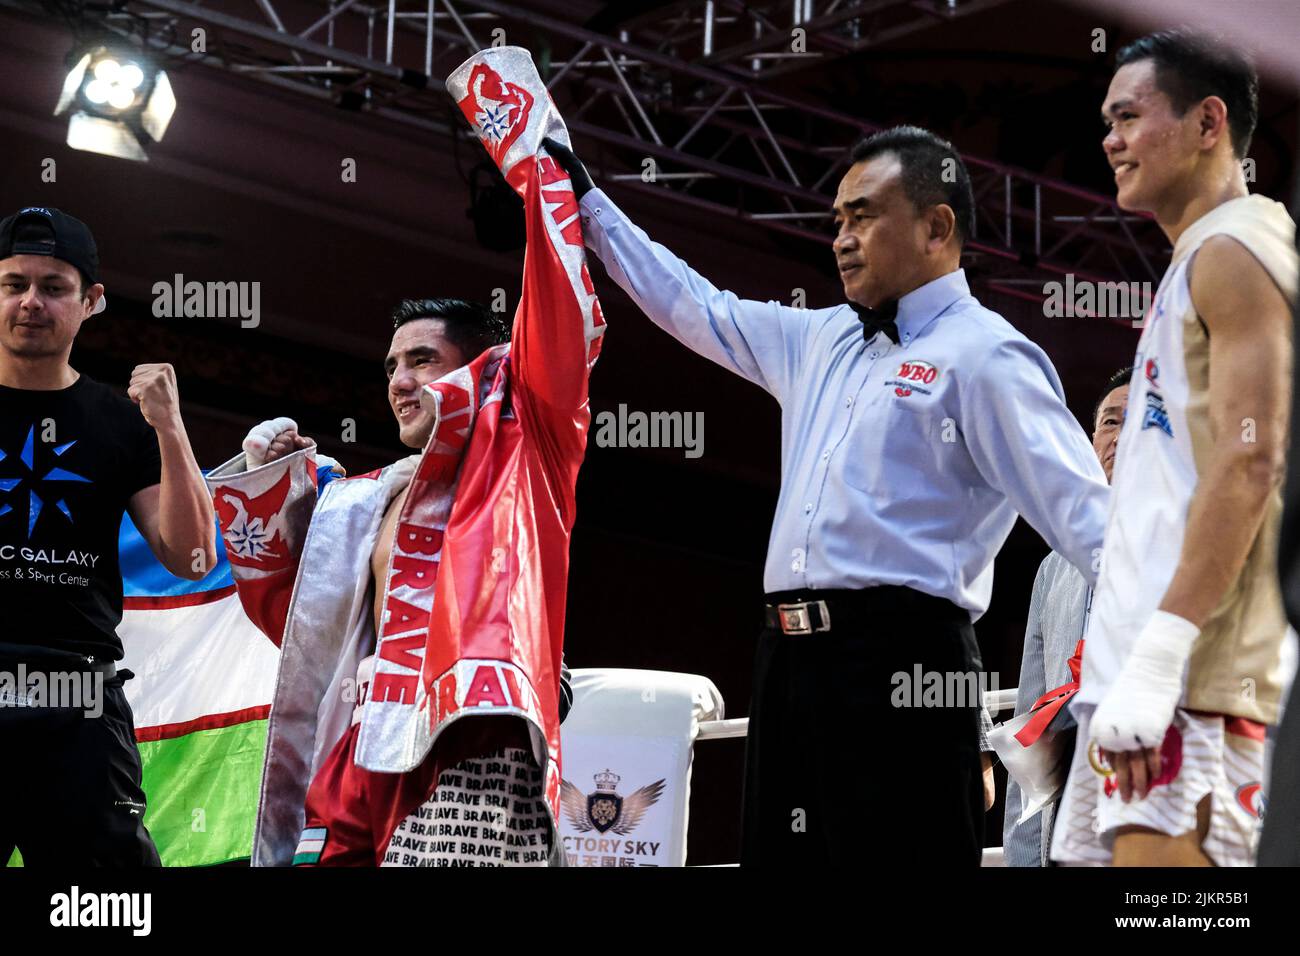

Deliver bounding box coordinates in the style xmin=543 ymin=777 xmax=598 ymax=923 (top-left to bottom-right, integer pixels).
xmin=116 ymin=504 xmax=276 ymax=868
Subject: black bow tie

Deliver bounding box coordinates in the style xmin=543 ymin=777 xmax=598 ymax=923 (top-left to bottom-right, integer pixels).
xmin=851 ymin=300 xmax=900 ymax=345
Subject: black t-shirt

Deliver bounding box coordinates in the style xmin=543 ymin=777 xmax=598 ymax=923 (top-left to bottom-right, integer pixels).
xmin=0 ymin=375 xmax=162 ymax=663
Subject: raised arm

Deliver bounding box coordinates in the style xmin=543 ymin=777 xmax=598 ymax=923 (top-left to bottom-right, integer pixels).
xmin=445 ymin=68 xmax=605 ymax=492
xmin=125 ymin=363 xmax=217 ymax=581
xmin=505 ymin=146 xmax=606 ymax=433
xmin=545 ymin=140 xmax=814 ymax=401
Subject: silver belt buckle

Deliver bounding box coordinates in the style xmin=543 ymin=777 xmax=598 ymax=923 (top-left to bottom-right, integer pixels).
xmin=777 ymin=601 xmax=830 ymax=635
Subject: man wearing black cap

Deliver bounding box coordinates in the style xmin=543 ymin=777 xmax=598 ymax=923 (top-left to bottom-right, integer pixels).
xmin=0 ymin=207 xmax=216 ymax=866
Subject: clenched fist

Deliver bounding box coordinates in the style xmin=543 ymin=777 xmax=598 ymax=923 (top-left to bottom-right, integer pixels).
xmin=265 ymin=428 xmax=315 ymax=463
xmin=243 ymin=417 xmax=310 ymax=469
xmin=240 ymin=417 xmax=348 ymax=476
xmin=128 ymin=363 xmax=183 ymax=432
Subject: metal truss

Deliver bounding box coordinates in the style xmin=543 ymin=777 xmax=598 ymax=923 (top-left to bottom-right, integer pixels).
xmin=5 ymin=0 xmax=1169 ymax=288
xmin=623 ymin=0 xmax=1014 ymax=81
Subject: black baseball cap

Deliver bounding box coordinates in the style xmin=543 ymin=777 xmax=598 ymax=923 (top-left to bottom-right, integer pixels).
xmin=0 ymin=206 xmax=106 ymax=314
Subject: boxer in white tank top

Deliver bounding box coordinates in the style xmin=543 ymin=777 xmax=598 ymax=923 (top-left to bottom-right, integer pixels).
xmin=1052 ymin=31 xmax=1297 ymax=867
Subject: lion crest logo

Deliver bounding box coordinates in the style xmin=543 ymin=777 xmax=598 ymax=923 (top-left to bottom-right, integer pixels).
xmin=561 ymin=769 xmax=665 ymax=835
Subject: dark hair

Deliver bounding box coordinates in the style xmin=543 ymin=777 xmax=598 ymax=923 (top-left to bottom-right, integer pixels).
xmin=1115 ymin=30 xmax=1258 ymax=159
xmin=390 ymin=297 xmax=510 ymax=362
xmin=848 ymin=126 xmax=975 ymax=243
xmin=1092 ymin=366 xmax=1133 ymax=428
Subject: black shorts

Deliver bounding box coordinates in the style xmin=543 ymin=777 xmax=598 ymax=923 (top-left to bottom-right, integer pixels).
xmin=0 ymin=666 xmax=161 ymax=867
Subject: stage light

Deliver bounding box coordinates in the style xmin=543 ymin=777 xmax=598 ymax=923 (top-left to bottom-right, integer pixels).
xmin=54 ymin=44 xmax=176 ymax=162
xmin=120 ymin=64 xmax=145 ymax=90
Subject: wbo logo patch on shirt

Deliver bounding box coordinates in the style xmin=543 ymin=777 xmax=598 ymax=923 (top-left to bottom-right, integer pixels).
xmin=885 ymin=360 xmax=940 ymax=398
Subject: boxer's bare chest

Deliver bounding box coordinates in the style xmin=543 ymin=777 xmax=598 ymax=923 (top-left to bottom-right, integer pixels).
xmin=370 ymin=484 xmax=410 ymax=636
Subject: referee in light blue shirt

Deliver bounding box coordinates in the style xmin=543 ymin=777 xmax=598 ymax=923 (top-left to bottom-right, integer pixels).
xmin=546 ymin=127 xmax=1109 ymax=866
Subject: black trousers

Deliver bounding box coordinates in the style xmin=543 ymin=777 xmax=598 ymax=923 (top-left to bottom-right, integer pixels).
xmin=0 ymin=667 xmax=161 ymax=867
xmin=741 ymin=587 xmax=985 ymax=867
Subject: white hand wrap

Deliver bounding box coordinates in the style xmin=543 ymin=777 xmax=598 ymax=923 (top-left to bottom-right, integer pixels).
xmin=1091 ymin=610 xmax=1199 ymax=751
xmin=242 ymin=416 xmax=298 ymax=470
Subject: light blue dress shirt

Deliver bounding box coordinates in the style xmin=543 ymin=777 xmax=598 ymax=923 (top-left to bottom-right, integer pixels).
xmin=579 ymin=188 xmax=1109 ymax=619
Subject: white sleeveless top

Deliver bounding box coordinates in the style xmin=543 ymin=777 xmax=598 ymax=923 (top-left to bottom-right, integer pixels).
xmin=1078 ymin=195 xmax=1298 ymax=721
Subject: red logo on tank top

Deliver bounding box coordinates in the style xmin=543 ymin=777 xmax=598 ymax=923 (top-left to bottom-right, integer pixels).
xmin=1235 ymin=782 xmax=1264 ymax=819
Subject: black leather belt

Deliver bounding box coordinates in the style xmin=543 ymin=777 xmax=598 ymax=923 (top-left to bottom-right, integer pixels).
xmin=764 ymin=586 xmax=967 ymax=635
xmin=764 ymin=600 xmax=832 ymax=635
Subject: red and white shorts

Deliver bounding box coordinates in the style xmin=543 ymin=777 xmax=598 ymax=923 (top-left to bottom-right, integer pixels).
xmin=379 ymin=746 xmax=551 ymax=867
xmin=292 ymin=716 xmax=552 ymax=867
xmin=1050 ymin=705 xmax=1267 ymax=866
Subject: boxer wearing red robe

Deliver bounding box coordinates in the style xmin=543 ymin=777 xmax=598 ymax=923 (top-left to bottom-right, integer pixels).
xmin=205 ymin=47 xmax=603 ymax=866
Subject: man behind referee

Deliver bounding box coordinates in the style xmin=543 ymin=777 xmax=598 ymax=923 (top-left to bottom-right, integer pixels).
xmin=547 ymin=128 xmax=1109 ymax=866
